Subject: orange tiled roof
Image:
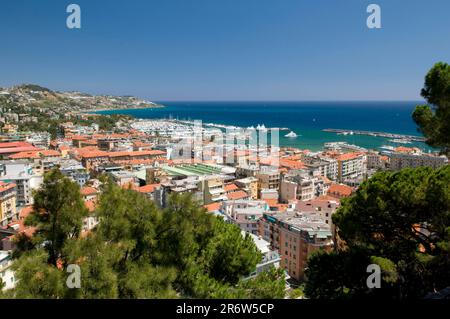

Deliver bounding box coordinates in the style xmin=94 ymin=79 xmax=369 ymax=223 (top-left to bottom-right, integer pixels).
xmin=19 ymin=206 xmax=33 ymax=220
xmin=394 ymin=146 xmax=417 ymax=153
xmin=80 ymin=150 xmax=110 ymax=159
xmin=263 ymin=199 xmax=278 ymax=207
xmin=328 ymin=183 xmax=353 ymax=197
xmin=0 ymin=141 xmax=33 ymax=148
xmin=133 ymin=141 xmax=153 ymax=147
xmin=279 ymin=159 xmax=306 ymax=169
xmin=80 ymin=186 xmax=98 ymax=196
xmin=82 ymin=150 xmax=166 ymax=159
xmin=316 ymin=195 xmax=341 ymax=202
xmin=283 ymin=155 xmax=302 ymax=161
xmin=336 ymin=152 xmax=363 ymax=161
xmin=227 ymin=190 xmax=249 ymax=200
xmin=224 ymin=183 xmax=239 ymax=192
xmin=84 ymin=200 xmax=97 ymax=212
xmin=0 ymin=181 xmax=16 ymax=193
xmin=108 ymin=150 xmax=166 ymax=158
xmin=138 ymin=183 xmax=160 ymax=193
xmin=204 ymin=202 xmax=222 ymax=212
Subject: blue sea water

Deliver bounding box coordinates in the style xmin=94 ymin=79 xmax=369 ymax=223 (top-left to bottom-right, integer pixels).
xmin=98 ymin=101 xmax=432 ymax=152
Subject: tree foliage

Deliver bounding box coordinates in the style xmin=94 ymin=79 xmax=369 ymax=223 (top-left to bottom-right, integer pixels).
xmin=305 ymin=166 xmax=450 ymax=299
xmin=413 ymin=62 xmax=450 ymax=154
xmin=7 ymin=175 xmax=285 ymax=299
xmin=26 ymin=169 xmax=88 ymax=266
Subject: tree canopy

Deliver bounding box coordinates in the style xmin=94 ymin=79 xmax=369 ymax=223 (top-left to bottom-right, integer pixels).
xmin=413 ymin=62 xmax=450 ymax=154
xmin=7 ymin=170 xmax=285 ymax=299
xmin=305 ymin=166 xmax=450 ymax=299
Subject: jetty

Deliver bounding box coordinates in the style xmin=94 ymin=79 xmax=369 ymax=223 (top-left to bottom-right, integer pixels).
xmin=323 ymin=128 xmax=426 ymax=142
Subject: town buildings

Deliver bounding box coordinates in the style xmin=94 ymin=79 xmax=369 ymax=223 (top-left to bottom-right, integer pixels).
xmin=0 ymin=111 xmax=448 ymax=291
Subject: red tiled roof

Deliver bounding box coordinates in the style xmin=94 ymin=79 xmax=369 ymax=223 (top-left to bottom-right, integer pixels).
xmin=204 ymin=202 xmax=222 ymax=212
xmin=394 ymin=146 xmax=418 ymax=153
xmin=19 ymin=206 xmax=33 ymax=220
xmin=82 ymin=150 xmax=166 ymax=159
xmin=0 ymin=181 xmax=16 ymax=193
xmin=227 ymin=190 xmax=249 ymax=200
xmin=133 ymin=141 xmax=152 ymax=147
xmin=280 ymin=159 xmax=306 ymax=169
xmin=84 ymin=200 xmax=96 ymax=212
xmin=108 ymin=150 xmax=165 ymax=158
xmin=80 ymin=186 xmax=98 ymax=196
xmin=328 ymin=183 xmax=353 ymax=197
xmin=138 ymin=183 xmax=160 ymax=193
xmin=0 ymin=141 xmax=33 ymax=149
xmin=80 ymin=150 xmax=110 ymax=159
xmin=224 ymin=183 xmax=239 ymax=192
xmin=0 ymin=146 xmax=40 ymax=155
xmin=316 ymin=195 xmax=341 ymax=203
xmin=9 ymin=149 xmax=61 ymax=159
xmin=336 ymin=152 xmax=363 ymax=161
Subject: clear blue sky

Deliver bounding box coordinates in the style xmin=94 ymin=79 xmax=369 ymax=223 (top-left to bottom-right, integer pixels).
xmin=1 ymin=0 xmax=449 ymax=101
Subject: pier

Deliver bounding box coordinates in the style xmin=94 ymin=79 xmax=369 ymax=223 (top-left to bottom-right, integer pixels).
xmin=322 ymin=128 xmax=426 ymax=142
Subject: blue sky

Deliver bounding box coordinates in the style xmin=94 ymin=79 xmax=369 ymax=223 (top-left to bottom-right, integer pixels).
xmin=1 ymin=0 xmax=449 ymax=101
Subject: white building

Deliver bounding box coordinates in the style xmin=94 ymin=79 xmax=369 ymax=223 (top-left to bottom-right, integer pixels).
xmin=223 ymin=200 xmax=269 ymax=235
xmin=0 ymin=251 xmax=15 ymax=291
xmin=244 ymin=232 xmax=281 ymax=279
xmin=0 ymin=161 xmax=43 ymax=206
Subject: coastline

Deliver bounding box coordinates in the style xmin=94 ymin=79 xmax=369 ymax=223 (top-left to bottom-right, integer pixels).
xmin=83 ymin=104 xmax=165 ymax=114
xmin=93 ymin=101 xmax=434 ymax=153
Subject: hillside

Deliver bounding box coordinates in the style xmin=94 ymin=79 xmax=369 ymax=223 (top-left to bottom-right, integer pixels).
xmin=0 ymin=84 xmax=160 ymax=136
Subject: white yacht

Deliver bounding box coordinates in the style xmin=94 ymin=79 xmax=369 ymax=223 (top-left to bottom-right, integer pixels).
xmin=285 ymin=131 xmax=298 ymax=138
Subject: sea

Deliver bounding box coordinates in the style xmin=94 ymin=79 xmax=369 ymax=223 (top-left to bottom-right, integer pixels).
xmin=97 ymin=101 xmax=433 ymax=152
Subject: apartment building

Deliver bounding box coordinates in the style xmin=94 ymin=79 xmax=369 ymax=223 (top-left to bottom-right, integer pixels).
xmin=295 ymin=199 xmax=340 ymax=239
xmin=335 ymin=152 xmax=366 ymax=183
xmin=222 ymin=200 xmax=269 ymax=235
xmin=0 ymin=250 xmax=15 ymax=291
xmin=303 ymin=155 xmax=338 ymax=181
xmin=389 ymin=152 xmax=448 ymax=170
xmin=0 ymin=182 xmax=17 ymax=227
xmin=234 ymin=177 xmax=258 ymax=200
xmin=0 ymin=161 xmax=43 ymax=206
xmin=245 ymin=232 xmax=281 ymax=279
xmin=260 ymin=211 xmax=333 ymax=281
xmin=256 ymin=166 xmax=280 ymax=196
xmin=158 ymin=176 xmax=203 ymax=207
xmin=366 ymin=151 xmax=388 ymax=170
xmin=280 ymin=170 xmax=330 ymax=203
